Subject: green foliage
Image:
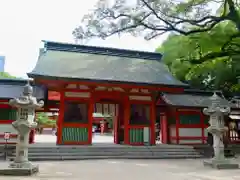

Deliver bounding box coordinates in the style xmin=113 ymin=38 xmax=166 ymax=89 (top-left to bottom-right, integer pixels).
xmin=156 ymin=21 xmax=240 ymax=93
xmin=0 ymin=72 xmax=17 ymax=79
xmin=36 ymin=113 xmax=49 ymax=125
xmin=37 ymin=113 xmax=56 ymax=126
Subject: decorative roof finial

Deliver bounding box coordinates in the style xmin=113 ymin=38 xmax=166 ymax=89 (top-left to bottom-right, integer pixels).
xmin=23 ymin=80 xmax=33 ymax=96
xmin=210 ymin=91 xmax=221 ymax=108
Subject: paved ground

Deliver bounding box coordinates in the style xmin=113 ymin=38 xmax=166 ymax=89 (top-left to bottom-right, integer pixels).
xmin=0 ymin=159 xmax=240 ymax=179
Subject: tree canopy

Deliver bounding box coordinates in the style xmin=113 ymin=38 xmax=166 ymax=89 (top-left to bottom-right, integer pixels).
xmin=73 ymin=0 xmax=240 ymax=62
xmin=156 ymin=21 xmax=240 ymax=93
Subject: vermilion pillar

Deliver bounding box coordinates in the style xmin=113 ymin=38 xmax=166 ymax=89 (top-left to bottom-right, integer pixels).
xmin=124 ymin=95 xmax=130 ymax=145
xmin=150 ymin=101 xmax=156 ymax=145
xmin=57 ymin=90 xmax=64 ymax=145
xmin=160 ymin=113 xmax=168 ymax=144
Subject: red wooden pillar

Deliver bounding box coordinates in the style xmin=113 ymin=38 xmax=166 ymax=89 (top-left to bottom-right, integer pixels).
xmin=160 ymin=113 xmax=168 ymax=144
xmin=124 ymin=95 xmax=130 ymax=145
xmin=114 ymin=116 xmax=118 ymax=144
xmin=88 ymin=93 xmax=94 ymax=144
xmin=57 ymin=90 xmax=64 ymax=145
xmin=114 ymin=104 xmax=119 ymax=144
xmin=150 ymin=101 xmax=156 ymax=145
xmin=175 ymin=110 xmax=180 ymax=144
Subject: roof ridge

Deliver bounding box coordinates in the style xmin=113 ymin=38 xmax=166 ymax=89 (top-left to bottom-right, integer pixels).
xmin=42 ymin=40 xmax=162 ymax=61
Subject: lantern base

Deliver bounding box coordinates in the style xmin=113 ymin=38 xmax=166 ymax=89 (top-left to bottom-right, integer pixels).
xmin=0 ymin=162 xmax=38 ymax=176
xmin=204 ymin=159 xmax=239 ymax=169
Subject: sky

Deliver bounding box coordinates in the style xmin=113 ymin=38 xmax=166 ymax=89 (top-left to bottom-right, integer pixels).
xmin=0 ymin=0 xmax=166 ymax=78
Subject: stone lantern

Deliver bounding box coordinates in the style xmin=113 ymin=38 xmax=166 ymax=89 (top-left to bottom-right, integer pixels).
xmin=203 ymin=92 xmax=238 ymax=169
xmin=0 ymin=82 xmax=44 ymax=175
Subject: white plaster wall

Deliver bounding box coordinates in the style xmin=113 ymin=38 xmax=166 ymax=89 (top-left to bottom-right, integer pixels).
xmin=66 ymin=84 xmax=77 ymax=89
xmin=129 ymin=96 xmax=151 ymax=101
xmin=65 ymin=92 xmax=90 ymax=98
xmin=0 ymin=124 xmax=17 ymax=134
xmin=179 ymin=140 xmax=202 ymax=144
xmin=0 ymin=137 xmax=17 ymax=143
xmin=169 ymin=126 xmax=204 ymax=144
xmin=204 ymin=128 xmax=208 ymax=137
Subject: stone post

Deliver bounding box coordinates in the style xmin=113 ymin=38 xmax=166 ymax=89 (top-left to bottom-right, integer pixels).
xmin=203 ymin=92 xmax=239 ymax=169
xmin=0 ymin=82 xmax=44 ymax=176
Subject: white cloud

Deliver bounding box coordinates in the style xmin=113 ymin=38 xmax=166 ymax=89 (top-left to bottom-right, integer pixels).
xmin=0 ymin=0 xmax=165 ymax=78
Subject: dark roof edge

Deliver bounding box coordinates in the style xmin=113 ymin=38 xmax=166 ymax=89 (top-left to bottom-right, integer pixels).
xmin=161 ymin=89 xmax=223 ymax=96
xmin=42 ymin=40 xmax=163 ymax=61
xmin=0 ymin=78 xmax=43 ymax=86
xmin=166 ymin=104 xmax=206 ymax=108
xmin=27 ymin=73 xmax=189 ymax=88
xmin=157 ymin=103 xmax=239 ymax=109
xmin=0 ymin=78 xmax=30 ymax=83
xmin=184 ymin=89 xmax=222 ymax=94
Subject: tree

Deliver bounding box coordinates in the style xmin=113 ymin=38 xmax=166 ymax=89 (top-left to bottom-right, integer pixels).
xmin=36 ymin=113 xmax=50 ymax=125
xmin=73 ymin=0 xmax=240 ymax=62
xmin=36 ymin=113 xmax=56 ymax=134
xmin=156 ymin=21 xmax=240 ymax=93
xmin=0 ymin=72 xmax=17 ymax=79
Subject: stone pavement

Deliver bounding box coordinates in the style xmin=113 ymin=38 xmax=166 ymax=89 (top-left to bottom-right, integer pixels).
xmin=0 ymin=159 xmax=239 ymax=180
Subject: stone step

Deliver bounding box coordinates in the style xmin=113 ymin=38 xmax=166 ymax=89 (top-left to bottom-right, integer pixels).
xmin=1 ymin=144 xmax=196 ymax=150
xmin=7 ymin=143 xmax=203 ymax=161
xmin=27 ymin=148 xmax=195 ymax=152
xmin=27 ymin=146 xmax=195 ymax=150
xmin=26 ymin=148 xmax=197 ymax=153
xmin=8 ymin=154 xmax=202 ymax=161
xmin=12 ymin=151 xmax=200 ymax=156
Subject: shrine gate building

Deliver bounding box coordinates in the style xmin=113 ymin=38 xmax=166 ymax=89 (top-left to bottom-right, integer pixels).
xmin=157 ymin=89 xmax=240 ymax=145
xmin=28 ymin=41 xmax=187 ymax=145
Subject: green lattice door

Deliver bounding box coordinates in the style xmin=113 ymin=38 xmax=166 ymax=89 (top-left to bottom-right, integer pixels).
xmin=60 ymin=101 xmax=90 ymax=145
xmin=61 ymin=127 xmax=89 ymax=144
xmin=0 ymin=108 xmax=17 ymax=121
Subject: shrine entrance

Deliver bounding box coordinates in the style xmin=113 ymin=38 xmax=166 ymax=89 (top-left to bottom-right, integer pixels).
xmin=92 ymin=92 xmax=126 ymax=144
xmin=55 ymin=88 xmax=128 ymax=145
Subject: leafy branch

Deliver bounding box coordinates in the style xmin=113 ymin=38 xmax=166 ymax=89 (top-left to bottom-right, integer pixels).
xmin=188 ymin=31 xmax=240 ymax=64
xmin=73 ymin=0 xmax=240 ymax=41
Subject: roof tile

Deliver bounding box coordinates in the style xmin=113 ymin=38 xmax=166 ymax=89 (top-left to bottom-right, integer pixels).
xmin=28 ymin=43 xmax=187 ymax=87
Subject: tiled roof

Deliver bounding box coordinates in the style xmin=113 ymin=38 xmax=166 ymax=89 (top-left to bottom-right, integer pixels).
xmin=28 ymin=41 xmax=188 ymax=87
xmin=161 ymin=92 xmax=237 ymax=108
xmin=0 ymin=79 xmax=45 ymax=100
